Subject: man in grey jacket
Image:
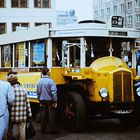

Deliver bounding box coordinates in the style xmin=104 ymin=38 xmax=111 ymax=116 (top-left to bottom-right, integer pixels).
xmin=0 ymin=80 xmax=15 ymax=140
xmin=37 ymin=67 xmax=58 ymax=134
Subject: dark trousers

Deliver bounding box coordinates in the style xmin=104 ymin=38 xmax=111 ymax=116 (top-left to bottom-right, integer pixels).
xmin=40 ymin=101 xmax=56 ymax=133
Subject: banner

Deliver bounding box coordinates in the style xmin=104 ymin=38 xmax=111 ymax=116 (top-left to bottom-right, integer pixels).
xmin=18 ymin=72 xmax=41 ymax=98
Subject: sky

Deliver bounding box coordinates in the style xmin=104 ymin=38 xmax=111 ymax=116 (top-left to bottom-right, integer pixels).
xmin=56 ymin=0 xmax=93 ymax=21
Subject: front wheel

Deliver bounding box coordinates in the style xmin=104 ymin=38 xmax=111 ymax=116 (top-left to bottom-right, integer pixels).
xmin=120 ymin=117 xmax=139 ymax=129
xmin=61 ymin=92 xmax=87 ymax=132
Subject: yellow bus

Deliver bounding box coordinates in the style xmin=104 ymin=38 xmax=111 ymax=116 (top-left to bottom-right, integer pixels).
xmin=0 ymin=16 xmax=140 ymax=131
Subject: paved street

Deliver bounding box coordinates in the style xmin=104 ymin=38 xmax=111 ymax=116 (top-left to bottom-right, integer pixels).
xmin=28 ymin=119 xmax=140 ymax=140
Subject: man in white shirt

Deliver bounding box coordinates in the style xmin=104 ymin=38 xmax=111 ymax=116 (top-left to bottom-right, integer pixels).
xmin=0 ymin=80 xmax=15 ymax=140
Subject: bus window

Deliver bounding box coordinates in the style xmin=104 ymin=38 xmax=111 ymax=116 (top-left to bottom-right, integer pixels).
xmin=52 ymin=41 xmax=57 ymax=67
xmin=30 ymin=40 xmax=46 ymax=67
xmin=86 ymin=38 xmax=109 ymax=66
xmin=1 ymin=45 xmax=12 ymax=67
xmin=52 ymin=39 xmax=62 ymax=67
xmin=70 ymin=45 xmax=80 ymax=68
xmin=15 ymin=43 xmax=26 ymax=67
xmin=136 ymin=50 xmax=140 ymax=75
xmin=61 ymin=40 xmax=81 ymax=68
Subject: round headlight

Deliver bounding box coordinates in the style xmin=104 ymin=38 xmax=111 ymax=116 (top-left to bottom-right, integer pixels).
xmin=136 ymin=87 xmax=140 ymax=96
xmin=99 ymin=88 xmax=108 ymax=98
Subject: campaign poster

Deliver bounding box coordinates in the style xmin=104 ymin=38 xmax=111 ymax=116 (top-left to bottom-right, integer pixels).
xmin=33 ymin=43 xmax=45 ymax=65
xmin=18 ymin=43 xmax=25 ymax=67
xmin=4 ymin=45 xmax=11 ymax=67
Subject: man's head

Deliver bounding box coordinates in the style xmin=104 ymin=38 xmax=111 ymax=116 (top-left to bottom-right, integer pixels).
xmin=7 ymin=71 xmax=18 ymax=85
xmin=7 ymin=70 xmax=17 ymax=76
xmin=42 ymin=67 xmax=50 ymax=76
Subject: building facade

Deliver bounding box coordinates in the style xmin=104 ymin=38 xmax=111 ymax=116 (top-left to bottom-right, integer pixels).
xmin=93 ymin=0 xmax=140 ymax=30
xmin=57 ymin=10 xmax=77 ymax=26
xmin=0 ymin=0 xmax=56 ymax=34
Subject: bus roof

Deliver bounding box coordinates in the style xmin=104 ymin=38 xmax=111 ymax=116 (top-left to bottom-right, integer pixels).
xmin=0 ymin=22 xmax=139 ymax=45
xmin=51 ymin=22 xmax=139 ymax=38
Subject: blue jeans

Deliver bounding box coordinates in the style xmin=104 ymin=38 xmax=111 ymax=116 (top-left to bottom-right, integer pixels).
xmin=0 ymin=109 xmax=9 ymax=140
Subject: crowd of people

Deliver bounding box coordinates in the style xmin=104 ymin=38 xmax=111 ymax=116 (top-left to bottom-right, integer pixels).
xmin=0 ymin=67 xmax=58 ymax=140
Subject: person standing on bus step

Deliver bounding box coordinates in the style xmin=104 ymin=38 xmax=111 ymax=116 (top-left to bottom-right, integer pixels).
xmin=0 ymin=80 xmax=15 ymax=140
xmin=7 ymin=71 xmax=32 ymax=140
xmin=37 ymin=67 xmax=58 ymax=134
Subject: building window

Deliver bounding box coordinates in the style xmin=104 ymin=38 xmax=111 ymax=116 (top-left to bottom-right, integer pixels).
xmin=95 ymin=11 xmax=98 ymax=19
xmin=100 ymin=9 xmax=104 ymax=18
xmin=99 ymin=0 xmax=103 ymax=5
xmin=12 ymin=23 xmax=29 ymax=31
xmin=120 ymin=4 xmax=125 ymax=14
xmin=35 ymin=22 xmax=51 ymax=27
xmin=0 ymin=0 xmax=5 ymax=7
xmin=114 ymin=5 xmax=117 ymax=15
xmin=135 ymin=0 xmax=140 ymax=7
xmin=34 ymin=0 xmax=50 ymax=8
xmin=11 ymin=0 xmax=28 ymax=8
xmin=128 ymin=16 xmax=133 ymax=24
xmin=136 ymin=14 xmax=140 ymax=22
xmin=128 ymin=2 xmax=132 ymax=10
xmin=94 ymin=0 xmax=98 ymax=6
xmin=0 ymin=23 xmax=6 ymax=34
xmin=35 ymin=23 xmax=47 ymax=26
xmin=106 ymin=7 xmax=110 ymax=16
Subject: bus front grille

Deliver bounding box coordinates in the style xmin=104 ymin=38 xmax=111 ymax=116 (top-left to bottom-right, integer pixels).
xmin=113 ymin=71 xmax=132 ymax=102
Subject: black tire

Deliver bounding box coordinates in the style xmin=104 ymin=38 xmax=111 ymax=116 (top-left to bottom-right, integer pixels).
xmin=61 ymin=92 xmax=87 ymax=132
xmin=120 ymin=117 xmax=139 ymax=129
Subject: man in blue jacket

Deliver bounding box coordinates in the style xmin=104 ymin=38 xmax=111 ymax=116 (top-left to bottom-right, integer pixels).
xmin=0 ymin=80 xmax=15 ymax=140
xmin=37 ymin=67 xmax=58 ymax=134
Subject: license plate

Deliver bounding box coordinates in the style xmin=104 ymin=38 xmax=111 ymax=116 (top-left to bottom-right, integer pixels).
xmin=115 ymin=110 xmax=131 ymax=114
